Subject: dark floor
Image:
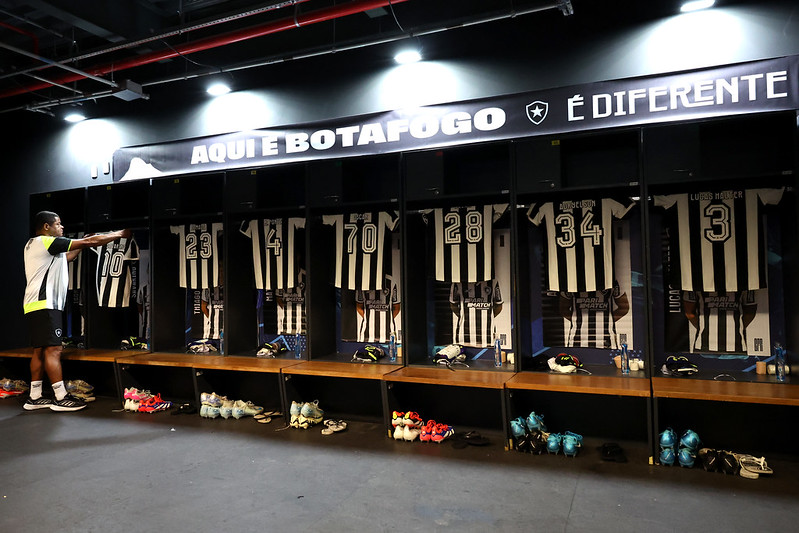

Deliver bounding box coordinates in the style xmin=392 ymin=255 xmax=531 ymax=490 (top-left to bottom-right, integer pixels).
xmin=1 ymin=396 xmax=797 ymax=533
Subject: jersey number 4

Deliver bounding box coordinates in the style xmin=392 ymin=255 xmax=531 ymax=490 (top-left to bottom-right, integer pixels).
xmin=555 ymin=211 xmax=602 ymax=248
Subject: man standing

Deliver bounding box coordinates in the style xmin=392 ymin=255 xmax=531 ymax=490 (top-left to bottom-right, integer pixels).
xmin=23 ymin=211 xmax=130 ymax=411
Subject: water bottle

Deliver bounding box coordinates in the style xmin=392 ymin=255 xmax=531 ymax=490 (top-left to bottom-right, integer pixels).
xmin=494 ymin=333 xmax=502 ymax=368
xmin=621 ymin=343 xmax=630 ymax=375
xmin=389 ymin=332 xmax=397 ymax=362
xmin=294 ymin=332 xmax=302 ymax=360
xmin=775 ymin=344 xmax=786 ymax=382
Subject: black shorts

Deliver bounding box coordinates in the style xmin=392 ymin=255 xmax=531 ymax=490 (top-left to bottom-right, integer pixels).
xmin=26 ymin=309 xmax=64 ymax=348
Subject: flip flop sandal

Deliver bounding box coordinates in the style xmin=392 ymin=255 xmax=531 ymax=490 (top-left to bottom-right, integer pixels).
xmin=451 ymin=431 xmax=490 ymax=449
xmin=719 ymin=451 xmax=739 ymax=475
xmin=256 ymin=410 xmax=283 ymax=418
xmin=697 ymin=448 xmax=719 ymax=472
xmin=736 ymin=454 xmax=773 ymax=477
xmin=256 ymin=416 xmax=272 ymax=424
xmin=321 ymin=420 xmax=348 ymax=435
xmin=171 ymin=403 xmax=197 ymax=415
xmin=599 ymin=442 xmax=627 ymax=463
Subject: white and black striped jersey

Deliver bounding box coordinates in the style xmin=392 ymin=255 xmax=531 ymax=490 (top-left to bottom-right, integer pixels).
xmin=654 ymin=188 xmax=783 ymax=292
xmin=92 ymin=237 xmax=139 ymax=308
xmin=275 ymin=270 xmax=306 ymax=335
xmin=683 ymin=290 xmax=756 ymax=354
xmin=323 ymin=211 xmax=398 ymax=290
xmin=66 ymin=232 xmax=84 ymax=290
xmin=23 ymin=235 xmax=72 ymax=314
xmin=552 ymin=287 xmax=626 ymax=349
xmin=202 ymin=287 xmax=224 ymax=340
xmin=450 ymin=279 xmax=503 ymax=347
xmin=355 ymin=275 xmax=400 ymax=343
xmin=170 ymin=222 xmax=223 ymax=289
xmin=240 ymin=217 xmax=305 ymax=290
xmin=428 ymin=204 xmax=507 ymax=283
xmin=528 ymin=198 xmax=633 ymax=293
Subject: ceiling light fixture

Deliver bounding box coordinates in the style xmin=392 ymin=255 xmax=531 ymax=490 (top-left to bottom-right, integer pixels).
xmin=394 ymin=50 xmax=422 ymax=64
xmin=680 ymin=0 xmax=715 ymax=13
xmin=207 ymin=82 xmax=231 ymax=96
xmin=64 ymin=113 xmax=86 ymax=123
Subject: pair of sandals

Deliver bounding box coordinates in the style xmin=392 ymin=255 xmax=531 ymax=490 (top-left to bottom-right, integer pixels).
xmin=450 ymin=431 xmax=490 ymax=449
xmin=170 ymin=403 xmax=197 ymax=415
xmin=254 ymin=410 xmax=283 ymax=424
xmin=599 ymin=442 xmax=628 ymax=463
xmin=698 ymin=448 xmax=773 ymax=479
xmin=321 ymin=419 xmax=348 ymax=435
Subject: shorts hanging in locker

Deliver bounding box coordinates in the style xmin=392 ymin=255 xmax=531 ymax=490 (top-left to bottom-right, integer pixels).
xmin=240 ymin=217 xmax=305 ymax=290
xmin=170 ymin=222 xmax=223 ymax=289
xmin=682 ymin=290 xmax=763 ymax=354
xmin=92 ymin=236 xmax=139 ymax=308
xmin=428 ymin=204 xmax=507 ymax=284
xmin=355 ymin=275 xmax=400 ymax=343
xmin=654 ymin=188 xmax=783 ymax=292
xmin=450 ymin=279 xmax=503 ymax=347
xmin=528 ymin=197 xmax=634 ymax=293
xmin=323 ymin=211 xmax=398 ymax=291
xmin=275 ymin=269 xmax=306 ymax=335
xmin=202 ymin=287 xmax=224 ymax=340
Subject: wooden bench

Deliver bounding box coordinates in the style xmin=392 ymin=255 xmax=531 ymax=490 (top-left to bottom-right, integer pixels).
xmin=383 ymin=366 xmax=512 ymax=389
xmin=0 ymin=347 xmax=122 ymax=363
xmin=283 ymin=361 xmax=403 ymax=380
xmin=506 ymin=370 xmax=651 ymax=397
xmin=116 ymin=352 xmax=302 ymax=373
xmin=651 ymin=376 xmax=799 ymax=406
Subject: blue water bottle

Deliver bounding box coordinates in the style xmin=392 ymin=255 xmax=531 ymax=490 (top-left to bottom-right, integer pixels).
xmin=621 ymin=343 xmax=630 ymax=375
xmin=294 ymin=332 xmax=302 ymax=360
xmin=775 ymin=344 xmax=786 ymax=382
xmin=389 ymin=332 xmax=397 ymax=362
xmin=494 ymin=333 xmax=502 ymax=368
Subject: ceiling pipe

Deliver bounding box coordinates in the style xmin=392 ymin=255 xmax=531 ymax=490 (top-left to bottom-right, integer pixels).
xmin=0 ymin=0 xmax=312 ymax=83
xmin=0 ymin=0 xmax=411 ymax=101
xmin=149 ymin=1 xmax=567 ymax=87
xmin=0 ymin=20 xmax=39 ymax=55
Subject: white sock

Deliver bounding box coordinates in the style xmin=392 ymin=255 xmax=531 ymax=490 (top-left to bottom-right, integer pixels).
xmin=52 ymin=381 xmax=66 ymax=401
xmin=30 ymin=380 xmax=43 ymax=400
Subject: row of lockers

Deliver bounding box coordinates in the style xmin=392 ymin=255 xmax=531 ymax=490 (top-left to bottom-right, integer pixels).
xmin=30 ymin=112 xmax=798 ymax=374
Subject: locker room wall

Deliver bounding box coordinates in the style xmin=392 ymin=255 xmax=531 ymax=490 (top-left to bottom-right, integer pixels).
xmin=4 ymin=1 xmax=799 ymax=349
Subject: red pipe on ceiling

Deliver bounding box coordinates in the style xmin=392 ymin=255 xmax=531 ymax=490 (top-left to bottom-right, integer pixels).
xmin=0 ymin=21 xmax=39 ymax=55
xmin=0 ymin=0 xmax=411 ymax=101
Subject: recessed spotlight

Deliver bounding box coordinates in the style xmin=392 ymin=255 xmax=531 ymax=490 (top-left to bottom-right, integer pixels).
xmin=394 ymin=50 xmax=422 ymax=64
xmin=64 ymin=113 xmax=86 ymax=123
xmin=207 ymin=82 xmax=231 ymax=96
xmin=680 ymin=0 xmax=715 ymax=13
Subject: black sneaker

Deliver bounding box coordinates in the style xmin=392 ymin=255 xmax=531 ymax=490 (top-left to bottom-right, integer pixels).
xmin=23 ymin=397 xmax=53 ymax=410
xmin=50 ymin=393 xmax=87 ymax=412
